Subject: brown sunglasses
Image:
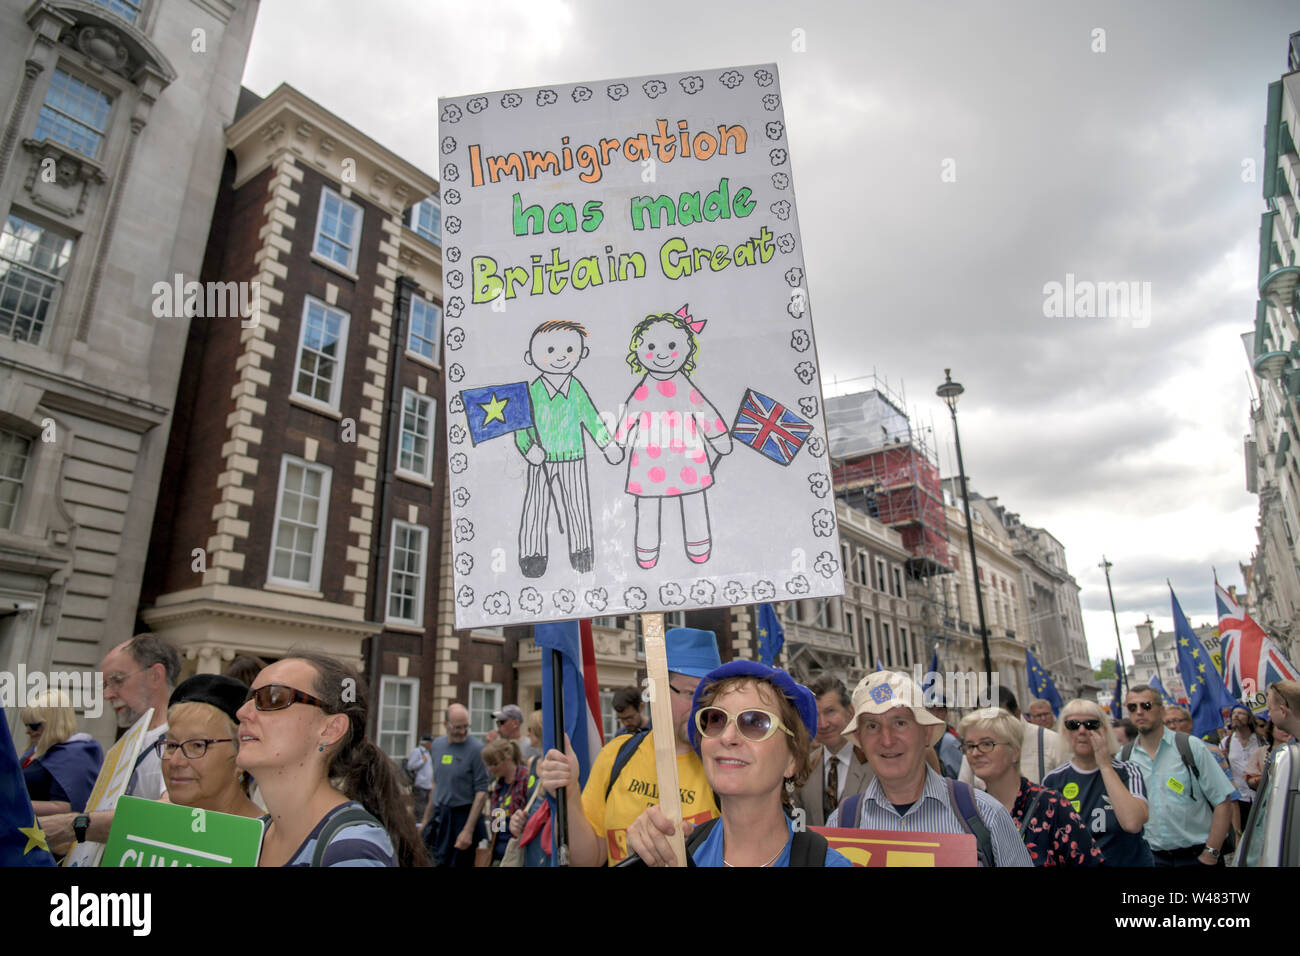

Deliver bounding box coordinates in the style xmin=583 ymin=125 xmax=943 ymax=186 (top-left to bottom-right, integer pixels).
xmin=245 ymin=683 xmax=329 ymax=712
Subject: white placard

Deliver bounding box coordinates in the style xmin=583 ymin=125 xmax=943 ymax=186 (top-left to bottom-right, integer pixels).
xmin=441 ymin=64 xmax=843 ymax=628
xmin=62 ymin=708 xmax=153 ymax=868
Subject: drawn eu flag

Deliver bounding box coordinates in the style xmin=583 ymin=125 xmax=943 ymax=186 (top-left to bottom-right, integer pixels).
xmin=461 ymin=382 xmax=533 ymax=445
xmin=1025 ymin=648 xmax=1062 ymax=716
xmin=1 ymin=706 xmax=56 ymax=866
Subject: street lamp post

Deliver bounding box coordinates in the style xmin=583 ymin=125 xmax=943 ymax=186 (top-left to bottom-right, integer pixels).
xmin=1100 ymin=556 xmax=1127 ymax=703
xmin=937 ymin=369 xmax=993 ymax=689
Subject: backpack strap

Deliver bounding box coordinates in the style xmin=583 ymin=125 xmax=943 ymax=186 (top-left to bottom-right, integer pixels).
xmin=1174 ymin=732 xmax=1202 ymax=803
xmin=1121 ymin=740 xmax=1134 ymax=762
xmin=837 ymin=792 xmax=863 ymax=829
xmin=1036 ymin=726 xmax=1045 ymax=783
xmin=1016 ymin=786 xmax=1047 ymax=839
xmin=789 ymin=829 xmax=830 ymax=867
xmin=684 ymin=816 xmax=719 ymax=855
xmin=947 ymin=778 xmax=996 ymax=867
xmin=604 ymin=729 xmax=651 ymax=801
xmin=311 ymin=806 xmax=384 ymax=868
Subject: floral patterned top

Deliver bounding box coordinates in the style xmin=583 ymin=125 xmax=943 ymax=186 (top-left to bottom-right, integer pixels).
xmin=1011 ymin=777 xmax=1105 ymax=867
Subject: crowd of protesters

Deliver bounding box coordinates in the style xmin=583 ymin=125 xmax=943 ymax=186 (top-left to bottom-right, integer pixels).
xmin=18 ymin=629 xmax=1300 ymax=867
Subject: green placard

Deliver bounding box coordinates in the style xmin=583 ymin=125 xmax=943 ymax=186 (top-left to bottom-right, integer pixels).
xmin=102 ymin=796 xmax=264 ymax=867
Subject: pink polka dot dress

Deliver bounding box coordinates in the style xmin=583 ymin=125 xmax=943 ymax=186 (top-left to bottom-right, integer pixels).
xmin=615 ymin=373 xmax=728 ymax=498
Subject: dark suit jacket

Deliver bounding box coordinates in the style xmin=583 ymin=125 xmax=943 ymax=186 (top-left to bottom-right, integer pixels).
xmin=796 ymin=743 xmax=874 ymax=827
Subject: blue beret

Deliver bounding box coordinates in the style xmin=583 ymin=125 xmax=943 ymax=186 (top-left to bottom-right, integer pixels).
xmin=687 ymin=660 xmax=818 ymax=751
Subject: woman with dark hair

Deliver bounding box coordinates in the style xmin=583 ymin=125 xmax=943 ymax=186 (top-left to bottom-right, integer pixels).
xmin=626 ymin=660 xmax=850 ymax=867
xmin=235 ymin=652 xmax=428 ymax=867
xmin=1221 ymin=706 xmax=1263 ymax=822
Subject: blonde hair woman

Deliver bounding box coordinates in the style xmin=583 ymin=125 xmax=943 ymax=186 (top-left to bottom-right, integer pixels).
xmin=160 ymin=674 xmax=261 ymax=818
xmin=20 ymin=689 xmax=103 ymax=815
xmin=1042 ymin=698 xmax=1152 ymax=866
xmin=958 ymin=707 xmax=1102 ymax=866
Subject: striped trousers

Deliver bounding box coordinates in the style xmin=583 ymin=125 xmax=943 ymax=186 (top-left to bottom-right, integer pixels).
xmin=519 ymin=458 xmax=593 ymax=571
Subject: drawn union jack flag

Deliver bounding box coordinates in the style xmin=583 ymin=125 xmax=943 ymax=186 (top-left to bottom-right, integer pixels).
xmin=731 ymin=389 xmax=813 ymax=466
xmin=1216 ymin=578 xmax=1299 ymax=714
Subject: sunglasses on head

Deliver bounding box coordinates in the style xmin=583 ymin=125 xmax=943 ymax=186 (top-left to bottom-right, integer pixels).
xmin=1064 ymin=718 xmax=1102 ymax=732
xmin=245 ymin=683 xmax=329 ymax=712
xmin=694 ymin=706 xmax=793 ymax=743
xmin=1126 ymin=701 xmax=1156 ymax=713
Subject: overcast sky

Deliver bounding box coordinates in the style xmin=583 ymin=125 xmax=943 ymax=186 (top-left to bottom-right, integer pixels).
xmin=243 ymin=0 xmax=1297 ymax=669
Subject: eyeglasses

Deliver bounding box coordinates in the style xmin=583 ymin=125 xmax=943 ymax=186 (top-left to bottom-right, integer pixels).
xmin=1126 ymin=701 xmax=1156 ymax=713
xmin=669 ymin=683 xmax=695 ymax=697
xmin=245 ymin=683 xmax=329 ymax=712
xmin=959 ymin=739 xmax=1001 ymax=755
xmin=495 ymin=718 xmax=507 ymax=725
xmin=105 ymin=668 xmax=147 ymax=689
xmin=24 ymin=722 xmax=43 ymax=732
xmin=155 ymin=737 xmax=234 ymax=759
xmin=1064 ymin=718 xmax=1102 ymax=732
xmin=694 ymin=706 xmax=793 ymax=743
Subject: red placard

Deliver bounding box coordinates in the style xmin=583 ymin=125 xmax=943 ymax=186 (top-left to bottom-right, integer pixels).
xmin=810 ymin=828 xmax=977 ymax=867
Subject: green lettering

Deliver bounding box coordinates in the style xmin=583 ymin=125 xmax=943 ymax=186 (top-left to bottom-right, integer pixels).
xmin=631 ymin=195 xmax=677 ymax=231
xmin=571 ymin=256 xmax=602 ymax=290
xmin=472 ymin=256 xmax=502 ymax=303
xmin=581 ymin=200 xmax=604 ymax=233
xmin=732 ymin=186 xmax=755 ymax=218
xmin=659 ymin=236 xmax=689 ymax=279
xmin=677 ymin=191 xmax=703 ymax=227
xmin=548 ymin=203 xmax=578 ymax=234
xmin=703 ymin=178 xmax=730 ymax=221
xmin=512 ymin=193 xmax=544 ymax=236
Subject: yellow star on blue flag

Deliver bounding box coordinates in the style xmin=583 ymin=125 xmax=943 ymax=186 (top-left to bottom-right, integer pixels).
xmin=18 ymin=818 xmax=49 ymax=856
xmin=1 ymin=704 xmax=56 ymax=865
xmin=479 ymin=392 xmax=509 ymax=425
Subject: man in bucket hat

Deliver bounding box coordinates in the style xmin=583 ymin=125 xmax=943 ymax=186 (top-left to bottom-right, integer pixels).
xmin=537 ymin=627 xmax=722 ymax=865
xmin=826 ymin=671 xmax=1031 ymax=866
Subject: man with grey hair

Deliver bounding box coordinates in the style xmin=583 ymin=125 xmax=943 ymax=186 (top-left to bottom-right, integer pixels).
xmin=419 ymin=702 xmax=489 ymax=867
xmin=39 ymin=633 xmax=181 ymax=849
xmin=1025 ymin=699 xmax=1056 ymax=729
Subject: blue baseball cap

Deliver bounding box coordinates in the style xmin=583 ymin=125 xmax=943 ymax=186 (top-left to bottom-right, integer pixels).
xmin=665 ymin=627 xmax=721 ymax=678
xmin=687 ymin=660 xmax=818 ymax=751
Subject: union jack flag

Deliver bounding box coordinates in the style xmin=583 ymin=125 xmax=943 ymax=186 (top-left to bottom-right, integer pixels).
xmin=731 ymin=389 xmax=813 ymax=466
xmin=1215 ymin=578 xmax=1299 ymax=716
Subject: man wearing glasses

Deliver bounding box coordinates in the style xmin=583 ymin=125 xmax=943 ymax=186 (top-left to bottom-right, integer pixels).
xmin=38 ymin=633 xmax=180 ymax=849
xmin=1122 ymin=685 xmax=1234 ymax=866
xmin=491 ymin=704 xmax=536 ymax=761
xmin=417 ymin=703 xmax=489 ymax=867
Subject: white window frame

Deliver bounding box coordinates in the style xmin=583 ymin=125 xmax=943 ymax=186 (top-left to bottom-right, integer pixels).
xmin=292 ymin=297 xmax=350 ymax=412
xmin=406 ymin=295 xmax=442 ymax=366
xmin=267 ymin=456 xmax=332 ymax=591
xmin=397 ymin=388 xmax=434 ymax=481
xmin=411 ymin=196 xmax=441 ymax=246
xmin=468 ymin=682 xmax=502 ymax=738
xmin=377 ymin=675 xmax=419 ymax=761
xmin=34 ymin=68 xmax=113 ymax=159
xmin=88 ymin=0 xmax=144 ymax=24
xmin=600 ymin=688 xmax=618 ymax=741
xmin=314 ymin=187 xmax=363 ymax=273
xmin=385 ymin=520 xmax=428 ymax=627
xmin=0 ymin=213 xmax=75 ymax=346
xmin=0 ymin=428 xmax=32 ymax=531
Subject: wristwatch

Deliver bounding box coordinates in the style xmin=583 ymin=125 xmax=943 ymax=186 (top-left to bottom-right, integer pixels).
xmin=73 ymin=814 xmax=91 ymax=843
xmin=1203 ymin=844 xmax=1221 ymax=859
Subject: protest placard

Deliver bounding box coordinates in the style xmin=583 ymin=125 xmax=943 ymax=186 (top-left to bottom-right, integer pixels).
xmin=812 ymin=828 xmax=977 ymax=867
xmin=102 ymin=796 xmax=263 ymax=867
xmin=63 ymin=708 xmax=153 ymax=868
xmin=440 ymin=64 xmax=844 ymax=627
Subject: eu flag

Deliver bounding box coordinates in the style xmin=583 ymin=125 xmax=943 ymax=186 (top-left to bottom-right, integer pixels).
xmin=461 ymin=382 xmax=532 ymax=444
xmin=921 ymin=646 xmax=940 ymax=698
xmin=1148 ymin=672 xmax=1177 ymax=705
xmin=757 ymin=603 xmax=785 ymax=666
xmin=1025 ymin=649 xmax=1062 ymax=716
xmin=1 ymin=707 xmax=56 ymax=866
xmin=1110 ymin=658 xmax=1126 ymax=721
xmin=1171 ymin=587 xmax=1239 ymax=737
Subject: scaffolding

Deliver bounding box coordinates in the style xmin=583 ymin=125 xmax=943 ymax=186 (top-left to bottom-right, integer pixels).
xmin=827 ymin=379 xmax=960 ymax=671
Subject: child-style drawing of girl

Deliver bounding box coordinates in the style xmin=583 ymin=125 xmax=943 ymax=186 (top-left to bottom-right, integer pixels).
xmin=614 ymin=305 xmax=732 ymax=569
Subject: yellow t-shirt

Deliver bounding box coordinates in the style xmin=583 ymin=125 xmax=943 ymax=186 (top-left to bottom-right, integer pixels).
xmin=581 ymin=731 xmax=718 ymax=863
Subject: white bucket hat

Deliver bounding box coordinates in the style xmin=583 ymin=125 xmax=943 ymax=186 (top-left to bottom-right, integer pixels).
xmin=843 ymin=671 xmax=947 ymax=747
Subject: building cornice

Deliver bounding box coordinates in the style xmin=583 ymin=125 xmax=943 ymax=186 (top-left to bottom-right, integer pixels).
xmin=226 ymin=83 xmax=439 ymax=213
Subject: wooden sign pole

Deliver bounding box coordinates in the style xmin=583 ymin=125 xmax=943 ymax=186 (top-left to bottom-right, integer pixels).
xmin=641 ymin=612 xmax=687 ymax=867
